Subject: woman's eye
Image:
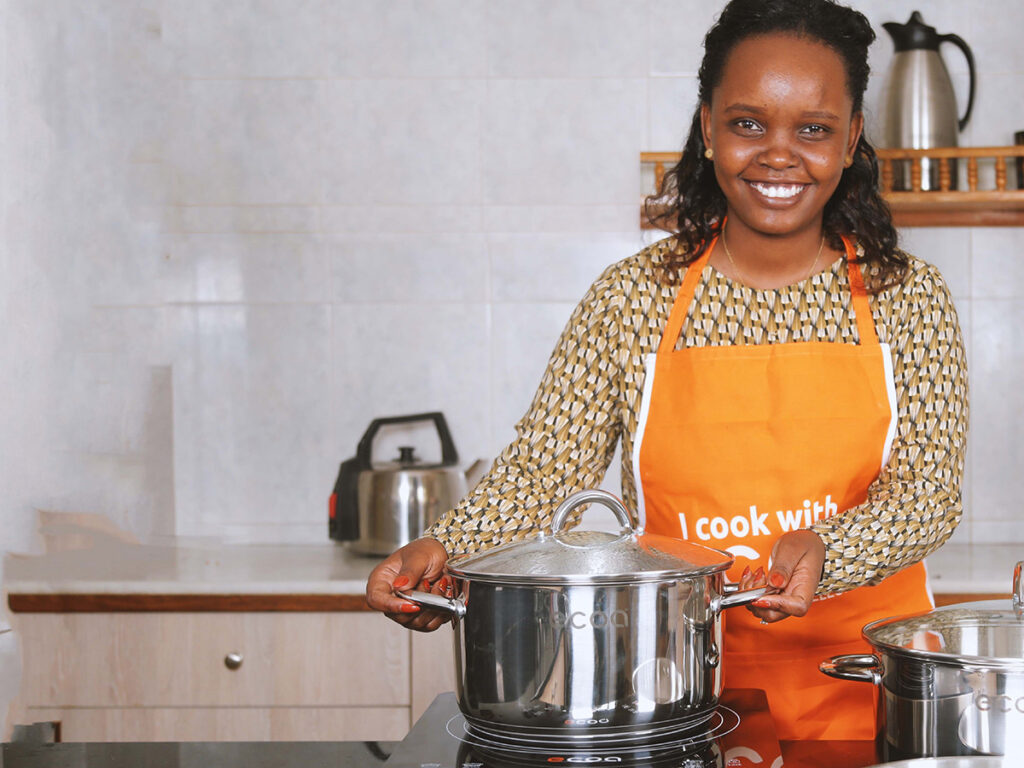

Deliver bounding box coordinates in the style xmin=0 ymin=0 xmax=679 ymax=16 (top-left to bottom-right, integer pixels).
xmin=733 ymin=118 xmax=761 ymax=133
xmin=801 ymin=124 xmax=831 ymax=137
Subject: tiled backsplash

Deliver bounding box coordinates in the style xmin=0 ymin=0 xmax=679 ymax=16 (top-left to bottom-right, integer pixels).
xmin=2 ymin=0 xmax=1023 ymax=553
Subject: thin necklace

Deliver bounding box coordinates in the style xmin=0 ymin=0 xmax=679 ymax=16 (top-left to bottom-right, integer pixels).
xmin=721 ymin=227 xmax=825 ymax=286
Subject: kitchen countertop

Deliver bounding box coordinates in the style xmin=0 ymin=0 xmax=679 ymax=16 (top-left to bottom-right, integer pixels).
xmin=3 ymin=537 xmax=1020 ymax=611
xmin=4 ymin=539 xmax=379 ymax=595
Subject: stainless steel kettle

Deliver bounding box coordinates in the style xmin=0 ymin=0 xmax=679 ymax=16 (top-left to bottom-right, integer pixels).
xmin=880 ymin=11 xmax=976 ymax=191
xmin=329 ymin=412 xmax=487 ymax=556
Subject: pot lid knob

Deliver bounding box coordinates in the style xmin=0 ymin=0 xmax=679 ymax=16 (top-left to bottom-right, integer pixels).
xmin=397 ymin=446 xmax=416 ymax=464
xmin=552 ymin=489 xmax=639 ymax=535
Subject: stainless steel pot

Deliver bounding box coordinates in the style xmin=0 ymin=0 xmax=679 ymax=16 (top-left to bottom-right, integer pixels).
xmin=821 ymin=562 xmax=1024 ymax=761
xmin=403 ymin=489 xmax=765 ymax=741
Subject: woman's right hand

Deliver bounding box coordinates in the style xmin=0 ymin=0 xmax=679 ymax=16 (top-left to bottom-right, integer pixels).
xmin=365 ymin=537 xmax=452 ymax=632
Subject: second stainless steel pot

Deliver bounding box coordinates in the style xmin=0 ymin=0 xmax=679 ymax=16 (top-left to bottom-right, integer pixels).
xmin=821 ymin=562 xmax=1024 ymax=761
xmin=403 ymin=490 xmax=765 ymax=740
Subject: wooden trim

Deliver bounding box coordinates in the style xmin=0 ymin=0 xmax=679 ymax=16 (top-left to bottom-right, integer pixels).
xmin=933 ymin=593 xmax=1006 ymax=607
xmin=7 ymin=593 xmax=373 ymax=613
xmin=641 ymin=147 xmax=1024 ymax=228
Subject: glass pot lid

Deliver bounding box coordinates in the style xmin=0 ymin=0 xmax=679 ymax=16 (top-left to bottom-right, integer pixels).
xmin=445 ymin=489 xmax=733 ymax=586
xmin=864 ymin=607 xmax=1024 ymax=668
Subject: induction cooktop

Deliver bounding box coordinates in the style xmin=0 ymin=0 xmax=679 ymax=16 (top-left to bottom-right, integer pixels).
xmin=383 ymin=689 xmax=783 ymax=768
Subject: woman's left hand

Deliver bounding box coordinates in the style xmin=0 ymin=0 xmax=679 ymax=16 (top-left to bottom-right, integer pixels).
xmin=747 ymin=530 xmax=826 ymax=623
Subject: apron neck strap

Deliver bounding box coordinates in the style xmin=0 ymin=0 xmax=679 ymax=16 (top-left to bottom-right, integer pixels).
xmin=657 ymin=232 xmax=879 ymax=355
xmin=658 ymin=237 xmax=717 ymax=354
xmin=843 ymin=236 xmax=879 ymax=346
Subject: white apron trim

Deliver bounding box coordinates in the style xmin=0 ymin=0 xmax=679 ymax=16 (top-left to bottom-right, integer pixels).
xmin=920 ymin=558 xmax=935 ymax=608
xmin=879 ymin=342 xmax=898 ymax=470
xmin=631 ymin=352 xmax=659 ymax=532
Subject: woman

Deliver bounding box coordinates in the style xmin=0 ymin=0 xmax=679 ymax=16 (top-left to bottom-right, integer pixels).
xmin=365 ymin=0 xmax=967 ymax=741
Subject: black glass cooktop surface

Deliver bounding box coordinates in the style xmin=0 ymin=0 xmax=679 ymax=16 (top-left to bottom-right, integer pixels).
xmin=384 ymin=690 xmax=782 ymax=768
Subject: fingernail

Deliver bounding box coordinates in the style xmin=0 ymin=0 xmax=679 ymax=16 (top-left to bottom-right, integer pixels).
xmin=393 ymin=576 xmax=409 ymax=589
xmin=741 ymin=566 xmax=751 ymax=579
xmin=769 ymin=572 xmax=786 ymax=588
xmin=421 ymin=579 xmax=431 ymax=590
xmin=400 ymin=603 xmax=420 ymax=613
xmin=440 ymin=577 xmax=451 ymax=590
xmin=752 ymin=599 xmax=772 ymax=608
xmin=753 ymin=567 xmax=765 ymax=581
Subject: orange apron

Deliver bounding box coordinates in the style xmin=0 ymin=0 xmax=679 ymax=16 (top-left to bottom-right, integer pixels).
xmin=634 ymin=235 xmax=933 ymax=740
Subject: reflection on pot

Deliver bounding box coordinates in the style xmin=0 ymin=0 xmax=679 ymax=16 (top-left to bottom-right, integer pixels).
xmin=959 ymin=674 xmax=1024 ymax=755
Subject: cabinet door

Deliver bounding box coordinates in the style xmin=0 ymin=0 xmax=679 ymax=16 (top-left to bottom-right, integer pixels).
xmin=24 ymin=705 xmax=410 ymax=741
xmin=15 ymin=612 xmax=409 ymax=708
xmin=410 ymin=628 xmax=456 ymax=723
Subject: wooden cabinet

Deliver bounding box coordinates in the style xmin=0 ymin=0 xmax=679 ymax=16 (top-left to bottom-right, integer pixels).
xmin=8 ymin=610 xmax=455 ymax=742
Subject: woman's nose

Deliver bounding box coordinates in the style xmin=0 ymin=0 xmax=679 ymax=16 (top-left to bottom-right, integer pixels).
xmin=758 ymin=135 xmax=799 ymax=169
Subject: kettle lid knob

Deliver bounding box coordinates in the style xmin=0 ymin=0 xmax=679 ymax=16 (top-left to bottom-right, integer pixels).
xmin=883 ymin=11 xmax=940 ymax=52
xmin=397 ymin=446 xmax=417 ymax=464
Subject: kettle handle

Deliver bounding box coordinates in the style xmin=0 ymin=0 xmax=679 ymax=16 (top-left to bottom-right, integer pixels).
xmin=355 ymin=412 xmax=459 ymax=468
xmin=939 ymin=32 xmax=976 ymax=131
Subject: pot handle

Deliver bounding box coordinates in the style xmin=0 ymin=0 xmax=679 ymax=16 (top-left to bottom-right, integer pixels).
xmin=717 ymin=585 xmax=769 ymax=609
xmin=551 ymin=490 xmax=638 ymax=534
xmin=1013 ymin=560 xmax=1023 ymax=616
xmin=819 ymin=653 xmax=882 ymax=685
xmin=396 ymin=589 xmax=466 ymax=620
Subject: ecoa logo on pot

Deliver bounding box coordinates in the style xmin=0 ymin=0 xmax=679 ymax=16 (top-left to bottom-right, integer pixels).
xmin=552 ymin=609 xmax=630 ymax=629
xmin=974 ymin=692 xmax=1024 ymax=713
xmin=545 ymin=756 xmax=622 ymax=763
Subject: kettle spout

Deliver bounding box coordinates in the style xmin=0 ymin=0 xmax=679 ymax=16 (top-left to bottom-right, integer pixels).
xmin=465 ymin=458 xmax=490 ymax=490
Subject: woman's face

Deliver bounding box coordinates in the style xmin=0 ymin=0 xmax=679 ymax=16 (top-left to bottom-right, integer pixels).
xmin=700 ymin=33 xmax=863 ymax=240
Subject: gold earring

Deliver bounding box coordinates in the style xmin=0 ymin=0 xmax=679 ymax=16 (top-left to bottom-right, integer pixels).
xmin=845 ymin=154 xmax=854 ymax=167
xmin=704 ymin=148 xmax=714 ymax=160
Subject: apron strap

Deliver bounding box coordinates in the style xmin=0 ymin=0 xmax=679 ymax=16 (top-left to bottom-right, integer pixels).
xmin=657 ymin=237 xmax=716 ymax=355
xmin=843 ymin=236 xmax=880 ymax=346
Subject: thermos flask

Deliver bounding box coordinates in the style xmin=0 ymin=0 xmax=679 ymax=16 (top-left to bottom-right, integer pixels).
xmin=880 ymin=11 xmax=976 ymax=191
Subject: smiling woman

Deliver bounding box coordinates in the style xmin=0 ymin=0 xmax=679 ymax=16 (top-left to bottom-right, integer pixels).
xmin=651 ymin=0 xmax=901 ymax=294
xmin=700 ymin=34 xmax=863 ymax=286
xmin=366 ymin=0 xmax=968 ymax=748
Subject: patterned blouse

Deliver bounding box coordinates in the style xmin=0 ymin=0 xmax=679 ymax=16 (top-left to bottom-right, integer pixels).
xmin=426 ymin=236 xmax=968 ymax=596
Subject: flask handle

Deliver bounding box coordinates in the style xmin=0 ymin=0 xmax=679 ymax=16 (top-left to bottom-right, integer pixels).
xmin=939 ymin=32 xmax=975 ymax=131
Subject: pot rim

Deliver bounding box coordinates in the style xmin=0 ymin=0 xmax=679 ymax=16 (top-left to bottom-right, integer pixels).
xmin=444 ymin=556 xmax=730 ymax=586
xmin=863 ymin=608 xmax=1024 ymax=670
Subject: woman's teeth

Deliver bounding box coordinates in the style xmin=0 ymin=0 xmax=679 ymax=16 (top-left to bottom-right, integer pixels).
xmin=750 ymin=182 xmax=805 ymax=199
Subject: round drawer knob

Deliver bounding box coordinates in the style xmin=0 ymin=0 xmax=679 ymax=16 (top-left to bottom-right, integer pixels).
xmin=224 ymin=652 xmax=243 ymax=670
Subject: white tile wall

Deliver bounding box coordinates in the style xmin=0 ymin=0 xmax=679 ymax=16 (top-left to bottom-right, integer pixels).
xmin=3 ymin=0 xmax=1023 ymax=554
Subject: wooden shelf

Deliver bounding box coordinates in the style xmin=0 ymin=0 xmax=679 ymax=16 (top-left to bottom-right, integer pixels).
xmin=642 ymin=146 xmax=1024 ymax=228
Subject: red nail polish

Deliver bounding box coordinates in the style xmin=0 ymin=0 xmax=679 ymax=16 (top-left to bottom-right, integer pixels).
xmin=393 ymin=576 xmax=409 ymax=589
xmin=741 ymin=566 xmax=751 ymax=579
xmin=400 ymin=603 xmax=420 ymax=613
xmin=752 ymin=599 xmax=772 ymax=608
xmin=421 ymin=579 xmax=431 ymax=590
xmin=769 ymin=572 xmax=786 ymax=588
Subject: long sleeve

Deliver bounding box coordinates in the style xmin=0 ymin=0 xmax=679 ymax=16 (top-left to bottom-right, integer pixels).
xmin=811 ymin=260 xmax=968 ymax=594
xmin=426 ymin=262 xmax=632 ymax=556
xmin=424 ymin=237 xmax=968 ymax=589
